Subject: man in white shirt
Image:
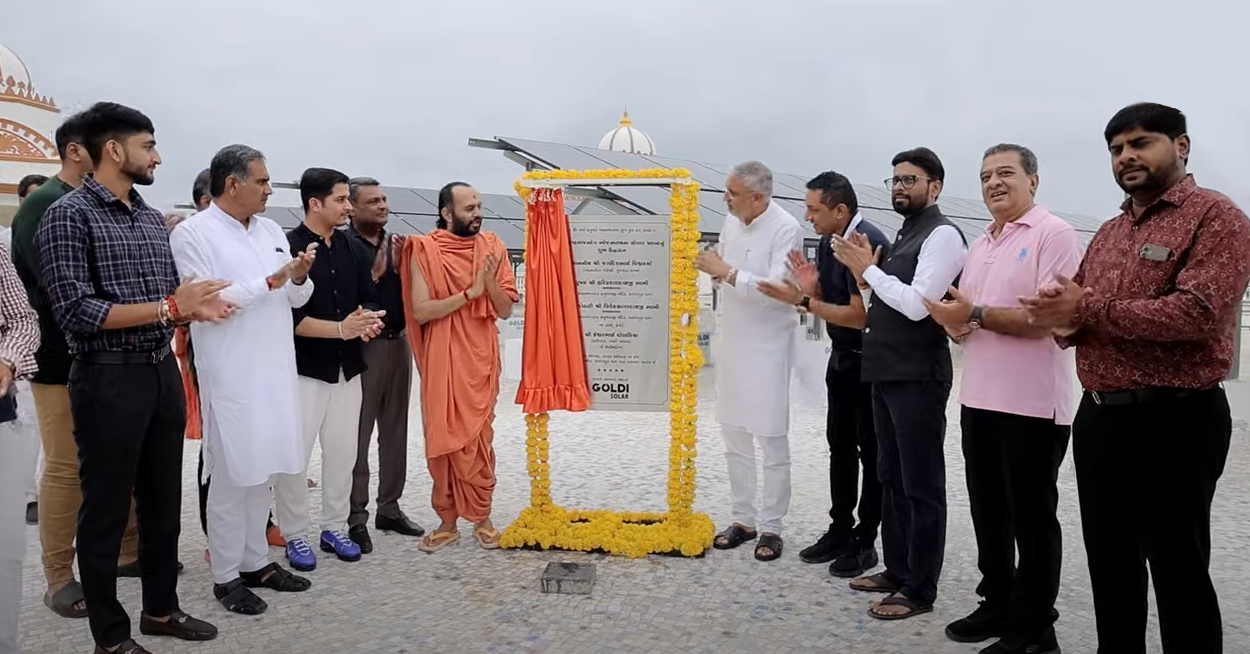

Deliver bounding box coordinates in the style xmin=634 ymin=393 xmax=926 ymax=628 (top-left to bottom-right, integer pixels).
xmin=834 ymin=147 xmax=967 ymax=620
xmin=695 ymin=161 xmax=803 ymax=562
xmin=170 ymin=145 xmax=317 ymax=615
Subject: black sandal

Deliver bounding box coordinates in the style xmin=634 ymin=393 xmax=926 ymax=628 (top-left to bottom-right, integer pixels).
xmin=754 ymin=533 xmax=784 ymax=561
xmin=713 ymin=524 xmax=758 ymax=550
xmin=43 ymin=580 xmax=88 ymax=619
xmin=240 ymin=562 xmax=311 ymax=592
xmin=867 ymin=593 xmax=933 ymax=620
xmin=213 ymin=579 xmax=268 ymax=615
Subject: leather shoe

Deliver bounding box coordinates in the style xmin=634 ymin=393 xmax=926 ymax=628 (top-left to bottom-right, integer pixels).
xmin=138 ymin=610 xmax=218 ymax=641
xmin=348 ymin=524 xmax=373 ymax=554
xmin=93 ymin=638 xmax=151 ymax=654
xmin=376 ymin=512 xmax=425 ymax=537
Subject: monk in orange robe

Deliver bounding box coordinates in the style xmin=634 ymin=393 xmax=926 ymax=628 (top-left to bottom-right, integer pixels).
xmin=401 ymin=182 xmax=518 ymax=552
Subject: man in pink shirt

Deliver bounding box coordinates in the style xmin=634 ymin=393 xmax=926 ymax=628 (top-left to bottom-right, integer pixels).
xmin=924 ymin=144 xmax=1080 ymax=654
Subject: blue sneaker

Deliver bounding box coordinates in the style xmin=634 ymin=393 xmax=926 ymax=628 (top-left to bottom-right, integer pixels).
xmin=320 ymin=529 xmax=362 ymax=562
xmin=285 ymin=537 xmax=316 ymax=571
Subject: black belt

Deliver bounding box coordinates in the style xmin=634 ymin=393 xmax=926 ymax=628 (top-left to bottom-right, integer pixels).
xmin=377 ymin=328 xmax=406 ymax=339
xmin=75 ymin=343 xmax=172 ymax=365
xmin=1088 ymin=386 xmax=1216 ymax=406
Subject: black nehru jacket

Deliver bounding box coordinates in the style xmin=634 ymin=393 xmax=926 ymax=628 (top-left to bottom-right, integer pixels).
xmin=815 ymin=217 xmax=891 ymax=371
xmin=861 ymin=205 xmax=965 ymax=383
xmin=288 ymin=223 xmax=382 ymax=384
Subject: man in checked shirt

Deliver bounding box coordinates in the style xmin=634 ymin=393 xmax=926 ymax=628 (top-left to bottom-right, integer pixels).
xmin=1022 ymin=102 xmax=1250 ymax=654
xmin=35 ymin=102 xmax=233 ymax=654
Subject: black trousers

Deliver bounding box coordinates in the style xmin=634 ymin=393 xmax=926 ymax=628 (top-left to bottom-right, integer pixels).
xmin=826 ymin=356 xmax=881 ymax=544
xmin=1074 ymin=387 xmax=1230 ymax=654
xmin=872 ymin=380 xmax=950 ymax=606
xmin=961 ymin=406 xmax=1069 ymax=637
xmin=69 ymin=355 xmax=185 ymax=648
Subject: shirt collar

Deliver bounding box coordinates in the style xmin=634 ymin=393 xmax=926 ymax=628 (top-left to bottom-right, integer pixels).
xmin=82 ymin=175 xmax=148 ymax=211
xmin=841 ymin=212 xmax=863 ymax=238
xmin=985 ymin=204 xmax=1048 ymax=235
xmin=1118 ymin=173 xmax=1198 ymax=215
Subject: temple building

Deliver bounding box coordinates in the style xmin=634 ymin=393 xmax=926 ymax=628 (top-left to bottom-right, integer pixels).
xmin=597 ymin=109 xmax=657 ymax=156
xmin=0 ymin=41 xmax=61 ymax=223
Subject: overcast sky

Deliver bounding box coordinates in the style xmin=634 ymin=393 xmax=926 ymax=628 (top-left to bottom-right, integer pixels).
xmin=5 ymin=0 xmax=1245 ymax=217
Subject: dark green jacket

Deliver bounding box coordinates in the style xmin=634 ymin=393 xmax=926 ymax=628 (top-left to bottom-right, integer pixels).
xmin=11 ymin=176 xmax=74 ymax=385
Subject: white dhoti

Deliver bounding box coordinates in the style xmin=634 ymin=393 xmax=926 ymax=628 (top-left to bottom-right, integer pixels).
xmin=721 ymin=425 xmax=792 ymax=535
xmin=274 ymin=372 xmax=362 ymax=539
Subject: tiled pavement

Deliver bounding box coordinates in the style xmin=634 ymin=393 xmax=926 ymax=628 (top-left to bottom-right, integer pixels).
xmin=16 ymin=367 xmax=1250 ymax=653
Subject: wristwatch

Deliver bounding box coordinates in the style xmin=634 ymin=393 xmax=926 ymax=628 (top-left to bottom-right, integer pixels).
xmin=968 ymin=305 xmax=984 ymax=330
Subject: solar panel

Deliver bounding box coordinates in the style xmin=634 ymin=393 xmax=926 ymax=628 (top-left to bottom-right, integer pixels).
xmin=401 ymin=216 xmax=438 ymax=233
xmin=497 ymin=137 xmax=616 ymax=171
xmin=386 ymin=219 xmax=418 ymax=236
xmin=481 ymin=193 xmax=525 ymax=220
xmin=854 ymin=184 xmax=895 ymax=210
xmin=859 ymin=207 xmax=905 ymax=236
xmin=411 ymin=188 xmax=442 ymax=213
xmin=483 ymin=218 xmax=526 ymax=250
xmin=608 ymin=186 xmax=723 ymax=234
xmin=382 ymin=187 xmax=435 ymax=215
xmin=774 ymin=199 xmax=817 ymax=235
xmin=636 ymin=155 xmax=728 ymax=191
xmin=568 ymin=145 xmax=661 ymax=171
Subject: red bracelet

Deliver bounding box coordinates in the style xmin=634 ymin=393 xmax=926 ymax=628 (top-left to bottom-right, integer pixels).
xmin=166 ymin=294 xmax=180 ymax=320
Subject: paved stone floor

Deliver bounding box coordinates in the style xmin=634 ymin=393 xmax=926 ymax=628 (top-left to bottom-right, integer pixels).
xmin=15 ymin=368 xmax=1250 ymax=653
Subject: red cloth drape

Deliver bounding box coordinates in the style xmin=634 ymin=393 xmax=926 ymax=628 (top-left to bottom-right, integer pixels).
xmin=173 ymin=325 xmax=201 ymax=440
xmin=514 ymin=187 xmax=591 ymax=413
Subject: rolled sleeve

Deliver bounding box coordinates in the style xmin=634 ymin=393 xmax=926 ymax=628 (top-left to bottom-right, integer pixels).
xmin=35 ymin=204 xmax=112 ymax=335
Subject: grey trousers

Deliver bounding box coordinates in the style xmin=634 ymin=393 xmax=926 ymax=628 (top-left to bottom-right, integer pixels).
xmin=1 ymin=415 xmax=38 ymax=654
xmin=349 ymin=335 xmax=414 ymax=527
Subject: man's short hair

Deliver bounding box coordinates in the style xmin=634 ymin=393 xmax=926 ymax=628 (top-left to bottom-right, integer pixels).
xmin=805 ymin=171 xmax=858 ymax=216
xmin=891 ymin=147 xmax=946 ymax=183
xmin=17 ymin=174 xmax=48 ymax=200
xmin=348 ymin=177 xmax=381 ymax=204
xmin=299 ymin=167 xmax=349 ymax=212
xmin=208 ymin=145 xmax=266 ymax=198
xmin=78 ymin=102 xmax=156 ymax=165
xmin=191 ymin=168 xmax=211 ymax=205
xmin=730 ymin=160 xmax=774 ymax=197
xmin=53 ymin=112 xmax=89 ymax=159
xmin=982 ymin=143 xmax=1039 ymax=176
xmin=1103 ymin=102 xmax=1187 ymax=145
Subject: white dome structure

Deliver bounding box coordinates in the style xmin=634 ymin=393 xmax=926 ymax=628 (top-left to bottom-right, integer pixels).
xmin=597 ymin=109 xmax=657 ymax=156
xmin=0 ymin=41 xmax=61 ymax=210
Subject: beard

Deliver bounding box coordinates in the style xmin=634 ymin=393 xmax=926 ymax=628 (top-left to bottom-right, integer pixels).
xmin=449 ymin=216 xmax=482 ymax=237
xmin=1116 ymin=164 xmax=1172 ymax=196
xmin=892 ymin=193 xmax=920 ymax=216
xmin=122 ymin=162 xmax=154 ymax=186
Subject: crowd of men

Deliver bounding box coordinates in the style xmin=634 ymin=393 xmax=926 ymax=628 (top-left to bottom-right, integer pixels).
xmin=699 ymin=102 xmax=1244 ymax=654
xmin=1 ymin=101 xmax=516 ymax=654
xmin=0 ymin=99 xmax=1240 ymax=654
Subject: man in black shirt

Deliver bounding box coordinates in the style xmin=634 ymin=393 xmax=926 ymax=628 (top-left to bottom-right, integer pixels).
xmin=343 ymin=177 xmax=423 ymax=554
xmin=758 ymin=171 xmax=889 ymax=578
xmin=273 ymin=168 xmax=383 ymax=572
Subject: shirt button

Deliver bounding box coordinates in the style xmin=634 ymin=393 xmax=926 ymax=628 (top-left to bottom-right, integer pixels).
xmin=863 ymin=327 xmax=871 ymax=333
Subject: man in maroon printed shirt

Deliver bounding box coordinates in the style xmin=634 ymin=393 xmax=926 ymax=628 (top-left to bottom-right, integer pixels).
xmin=1021 ymin=102 xmax=1249 ymax=654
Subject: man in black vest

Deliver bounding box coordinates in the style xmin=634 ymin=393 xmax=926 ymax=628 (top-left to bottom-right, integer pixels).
xmin=833 ymin=147 xmax=967 ymax=621
xmin=760 ymin=171 xmax=889 ymax=578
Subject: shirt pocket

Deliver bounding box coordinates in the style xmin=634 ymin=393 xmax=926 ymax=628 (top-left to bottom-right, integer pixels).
xmin=1128 ymin=231 xmax=1192 ymax=298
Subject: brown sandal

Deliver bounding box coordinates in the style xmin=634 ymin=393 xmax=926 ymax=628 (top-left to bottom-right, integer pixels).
xmin=474 ymin=527 xmax=501 ymax=550
xmin=849 ymin=572 xmax=901 ymax=594
xmin=418 ymin=530 xmax=460 ymax=553
xmin=867 ymin=593 xmax=933 ymax=620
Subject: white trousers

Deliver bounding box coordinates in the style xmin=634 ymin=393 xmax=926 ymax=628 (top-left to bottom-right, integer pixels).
xmin=14 ymin=381 xmax=41 ymax=504
xmin=274 ymin=373 xmax=362 ymax=539
xmin=0 ymin=420 xmax=29 ymax=654
xmin=206 ymin=473 xmax=272 ymax=585
xmin=720 ymin=423 xmax=792 ymax=535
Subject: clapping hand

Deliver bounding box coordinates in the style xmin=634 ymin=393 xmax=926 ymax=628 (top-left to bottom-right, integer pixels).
xmin=340 ymin=306 xmax=386 ymax=341
xmin=921 ymin=285 xmax=974 ymax=330
xmin=831 ymin=231 xmax=881 ymax=278
xmin=786 ymin=249 xmax=818 ymax=296
xmin=694 ymin=248 xmax=732 ymax=280
xmin=287 ymin=242 xmax=317 ymax=283
xmin=173 ymin=277 xmax=233 ymax=323
xmin=1018 ymin=274 xmax=1085 ymax=330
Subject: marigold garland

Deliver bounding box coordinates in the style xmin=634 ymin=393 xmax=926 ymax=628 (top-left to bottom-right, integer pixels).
xmin=501 ymin=168 xmax=714 ymax=558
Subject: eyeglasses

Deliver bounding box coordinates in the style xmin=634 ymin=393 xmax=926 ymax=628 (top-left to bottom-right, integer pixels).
xmin=884 ymin=175 xmax=932 ymax=190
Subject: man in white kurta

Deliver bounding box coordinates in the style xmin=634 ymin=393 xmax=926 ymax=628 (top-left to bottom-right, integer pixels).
xmin=696 ymin=161 xmax=803 ymax=562
xmin=169 ymin=146 xmax=315 ymax=616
